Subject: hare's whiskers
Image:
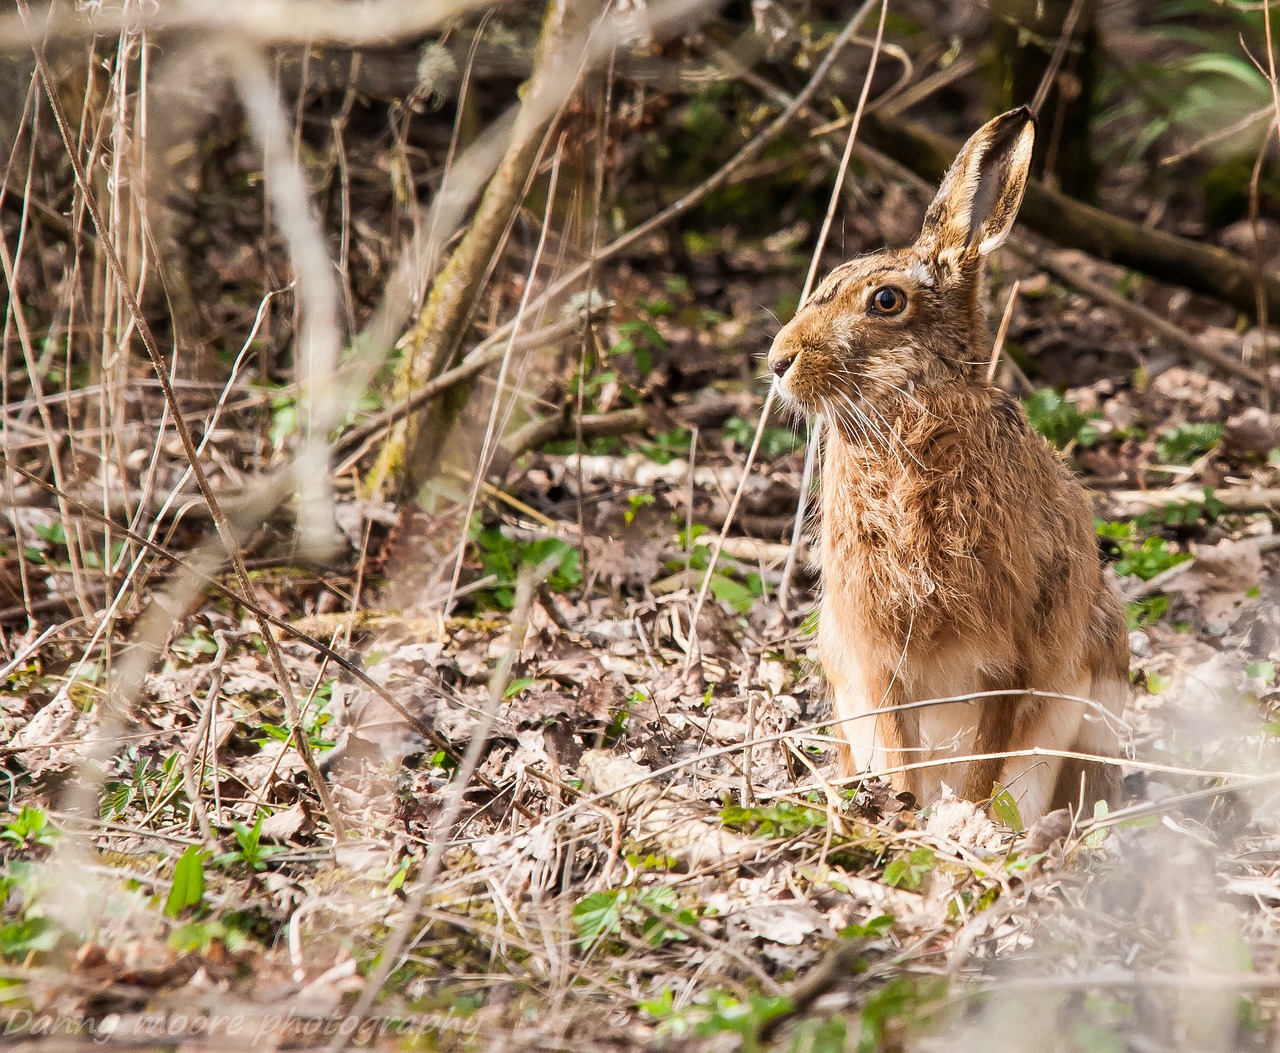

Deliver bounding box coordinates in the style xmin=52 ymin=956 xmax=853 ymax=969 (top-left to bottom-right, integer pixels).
xmin=887 ymin=383 xmax=933 ymax=417
xmin=839 ymin=386 xmax=912 ymax=476
xmin=823 ymin=394 xmax=876 ymax=474
xmin=858 ymin=391 xmax=926 ymax=471
xmin=836 ymin=390 xmax=906 ymax=477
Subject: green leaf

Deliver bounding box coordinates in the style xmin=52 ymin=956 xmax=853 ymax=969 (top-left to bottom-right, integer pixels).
xmin=1024 ymin=389 xmax=1101 ymax=449
xmin=1 ymin=806 xmax=56 ymax=848
xmin=572 ymin=890 xmax=626 ymax=946
xmin=990 ymin=788 xmax=1025 ymax=832
xmin=167 ymin=920 xmax=248 ymax=955
xmin=708 ymin=573 xmax=755 ymax=614
xmin=1084 ymin=799 xmax=1112 ymax=847
xmin=0 ymin=917 xmax=61 ymax=958
xmin=882 ymin=859 xmax=909 ymax=887
xmin=503 ymin=677 xmax=536 ymax=700
xmin=165 ymin=845 xmax=207 ymax=918
xmin=1155 ymin=422 xmax=1222 ymax=465
xmin=840 ymin=914 xmax=895 ymax=940
xmin=883 ymin=847 xmax=935 ymax=890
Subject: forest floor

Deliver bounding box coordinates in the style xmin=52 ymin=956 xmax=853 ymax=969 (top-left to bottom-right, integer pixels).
xmin=5 ymin=8 xmax=1280 ymax=1052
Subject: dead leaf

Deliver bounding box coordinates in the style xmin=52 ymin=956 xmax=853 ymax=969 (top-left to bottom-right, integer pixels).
xmin=259 ymin=801 xmax=309 ymax=842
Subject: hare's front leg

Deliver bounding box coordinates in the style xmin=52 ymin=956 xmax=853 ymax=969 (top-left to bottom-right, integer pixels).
xmin=820 ymin=626 xmax=918 ymax=797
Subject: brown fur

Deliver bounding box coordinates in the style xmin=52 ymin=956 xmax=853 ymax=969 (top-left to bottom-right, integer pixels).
xmin=767 ymin=108 xmax=1127 ymax=821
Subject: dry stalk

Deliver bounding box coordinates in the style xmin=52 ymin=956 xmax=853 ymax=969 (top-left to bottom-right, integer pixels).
xmin=357 ymin=0 xmax=873 ymax=498
xmin=442 ymin=133 xmax=569 ymax=614
xmin=0 ymin=0 xmax=486 ymax=52
xmin=17 ymin=0 xmax=347 ymax=844
xmin=181 ymin=631 xmax=232 ymax=846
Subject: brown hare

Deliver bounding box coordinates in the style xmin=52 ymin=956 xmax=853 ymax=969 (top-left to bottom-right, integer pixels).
xmin=767 ymin=107 xmax=1127 ymax=822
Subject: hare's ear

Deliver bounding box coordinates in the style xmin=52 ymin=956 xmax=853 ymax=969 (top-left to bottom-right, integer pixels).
xmin=919 ymin=107 xmax=1035 ymax=264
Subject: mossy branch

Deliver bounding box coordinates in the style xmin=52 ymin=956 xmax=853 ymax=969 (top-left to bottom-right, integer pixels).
xmin=367 ymin=0 xmax=592 ymax=499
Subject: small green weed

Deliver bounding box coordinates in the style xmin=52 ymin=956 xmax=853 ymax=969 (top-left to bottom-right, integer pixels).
xmin=168 ymin=919 xmax=253 ymax=955
xmin=165 ymin=845 xmax=208 ymax=918
xmin=854 ymin=976 xmax=946 ymax=1053
xmin=0 ymin=916 xmax=62 ymax=960
xmin=1126 ymin=595 xmax=1170 ymax=630
xmin=1025 ymin=389 xmax=1100 ymax=449
xmin=1097 ymin=521 xmax=1191 ymax=581
xmin=637 ymin=426 xmax=691 ymax=465
xmin=640 ymin=987 xmax=792 ymax=1048
xmin=572 ymin=884 xmax=698 ymax=949
xmin=1134 ymin=487 xmax=1225 ymax=529
xmin=723 ymin=416 xmax=802 ymax=458
xmin=990 ymin=788 xmax=1025 ymax=832
xmin=0 ymin=861 xmax=61 ymax=960
xmin=101 ymin=753 xmax=189 ymax=822
xmin=1 ymin=806 xmax=57 ymax=852
xmin=624 ymin=492 xmax=655 ymax=525
xmin=609 ymin=318 xmax=666 ymax=373
xmin=172 ymin=625 xmax=220 ymax=663
xmin=472 ymin=527 xmax=582 ymax=610
xmin=720 ymin=802 xmax=826 ymax=838
xmin=254 ymin=682 xmax=335 ymax=751
xmin=675 ymin=533 xmax=766 ymax=615
xmin=1155 ymin=422 xmax=1222 ymax=464
xmin=882 ymin=847 xmax=935 ymax=891
xmin=212 ymin=814 xmax=287 ymax=872
xmin=839 ymin=915 xmax=895 ymax=940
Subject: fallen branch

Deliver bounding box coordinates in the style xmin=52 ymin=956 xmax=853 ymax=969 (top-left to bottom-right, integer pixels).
xmin=500 ymin=407 xmax=649 ymax=466
xmin=1010 ymin=245 xmax=1265 ymax=387
xmin=365 ymin=4 xmax=874 ymax=496
xmin=1105 ymin=486 xmax=1280 ymax=516
xmin=335 ymin=309 xmax=603 ymax=463
xmin=758 ymin=942 xmax=866 ymax=1042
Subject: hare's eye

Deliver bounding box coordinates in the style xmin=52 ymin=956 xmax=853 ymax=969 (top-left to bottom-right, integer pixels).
xmin=868 ymin=285 xmax=907 ymax=316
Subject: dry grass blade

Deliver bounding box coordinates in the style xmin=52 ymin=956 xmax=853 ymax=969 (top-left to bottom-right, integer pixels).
xmin=776 ymin=0 xmax=887 ymax=610
xmin=330 ymin=560 xmax=544 ymax=1051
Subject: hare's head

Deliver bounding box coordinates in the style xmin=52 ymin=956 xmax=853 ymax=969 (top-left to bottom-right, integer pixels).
xmin=768 ymin=107 xmax=1035 ymax=423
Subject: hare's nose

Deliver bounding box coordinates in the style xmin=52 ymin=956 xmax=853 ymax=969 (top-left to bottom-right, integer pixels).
xmin=770 ymin=351 xmax=796 ymax=378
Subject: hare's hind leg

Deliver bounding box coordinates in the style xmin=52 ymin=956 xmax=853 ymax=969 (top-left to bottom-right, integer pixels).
xmin=997 ymin=688 xmax=1089 ymax=823
xmin=1051 ymin=676 xmax=1125 ymax=815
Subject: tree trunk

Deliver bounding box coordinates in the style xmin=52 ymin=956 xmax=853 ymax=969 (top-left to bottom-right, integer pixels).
xmin=991 ymin=0 xmax=1098 ymax=201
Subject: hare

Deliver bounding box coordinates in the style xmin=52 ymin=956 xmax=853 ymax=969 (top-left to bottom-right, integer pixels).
xmin=767 ymin=107 xmax=1127 ymax=822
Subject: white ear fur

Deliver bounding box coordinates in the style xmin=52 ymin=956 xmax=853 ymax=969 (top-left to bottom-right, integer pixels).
xmin=920 ymin=108 xmax=1036 ymax=264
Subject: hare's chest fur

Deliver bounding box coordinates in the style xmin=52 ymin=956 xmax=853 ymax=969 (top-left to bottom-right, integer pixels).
xmin=817 ymin=413 xmax=1032 ymax=645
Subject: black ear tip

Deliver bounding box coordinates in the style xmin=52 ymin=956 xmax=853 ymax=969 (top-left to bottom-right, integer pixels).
xmin=988 ymin=106 xmax=1037 ymax=148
